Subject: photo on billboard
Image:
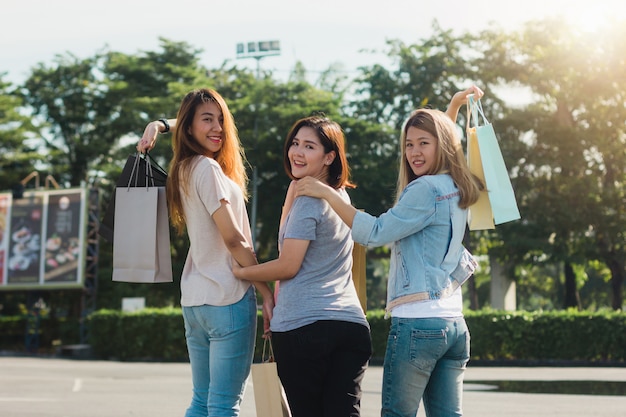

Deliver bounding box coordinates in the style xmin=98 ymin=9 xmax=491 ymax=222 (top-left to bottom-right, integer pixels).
xmin=6 ymin=194 xmax=44 ymax=285
xmin=43 ymin=190 xmax=85 ymax=285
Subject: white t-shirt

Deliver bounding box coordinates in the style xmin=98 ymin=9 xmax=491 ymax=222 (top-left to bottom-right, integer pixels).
xmin=179 ymin=156 xmax=252 ymax=307
xmin=391 ymin=287 xmax=463 ymax=318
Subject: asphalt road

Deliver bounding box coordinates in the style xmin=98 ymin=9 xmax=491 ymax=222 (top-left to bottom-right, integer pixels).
xmin=1 ymin=356 xmax=625 ymax=416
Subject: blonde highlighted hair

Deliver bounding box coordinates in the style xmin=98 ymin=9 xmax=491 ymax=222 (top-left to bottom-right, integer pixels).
xmin=396 ymin=108 xmax=484 ymax=208
xmin=167 ymin=88 xmax=248 ymax=234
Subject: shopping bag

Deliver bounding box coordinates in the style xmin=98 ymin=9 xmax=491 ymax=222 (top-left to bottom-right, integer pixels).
xmin=99 ymin=153 xmax=168 ymax=242
xmin=251 ymin=338 xmax=292 ymax=417
xmin=112 ymin=155 xmax=172 ymax=283
xmin=466 ymin=96 xmax=521 ymax=230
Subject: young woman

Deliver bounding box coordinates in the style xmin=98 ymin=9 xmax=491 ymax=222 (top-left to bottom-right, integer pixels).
xmin=295 ymin=87 xmax=485 ymax=417
xmin=136 ymin=88 xmax=273 ymax=417
xmin=232 ymin=115 xmax=372 ymax=417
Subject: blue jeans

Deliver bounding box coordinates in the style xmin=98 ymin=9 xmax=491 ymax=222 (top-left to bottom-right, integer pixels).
xmin=381 ymin=317 xmax=470 ymax=417
xmin=182 ymin=287 xmax=257 ymax=417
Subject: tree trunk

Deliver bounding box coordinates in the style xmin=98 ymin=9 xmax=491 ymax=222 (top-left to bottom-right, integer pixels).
xmin=606 ymin=258 xmax=624 ymax=310
xmin=467 ymin=275 xmax=479 ymax=310
xmin=563 ymin=262 xmax=581 ymax=310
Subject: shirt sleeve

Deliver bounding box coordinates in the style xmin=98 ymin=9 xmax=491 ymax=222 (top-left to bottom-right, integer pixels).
xmin=352 ymin=179 xmax=437 ymax=247
xmin=283 ymin=196 xmax=322 ymax=241
xmin=194 ymin=158 xmax=232 ymax=216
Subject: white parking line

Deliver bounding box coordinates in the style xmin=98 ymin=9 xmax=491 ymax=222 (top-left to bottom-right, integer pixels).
xmin=72 ymin=378 xmax=82 ymax=392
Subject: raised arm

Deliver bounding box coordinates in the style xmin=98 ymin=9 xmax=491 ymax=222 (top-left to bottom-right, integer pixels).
xmin=136 ymin=118 xmax=177 ymax=153
xmin=445 ymin=85 xmax=484 ymax=123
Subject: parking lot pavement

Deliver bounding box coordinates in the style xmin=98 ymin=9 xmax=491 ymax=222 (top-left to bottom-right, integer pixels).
xmin=0 ymin=356 xmax=625 ymax=417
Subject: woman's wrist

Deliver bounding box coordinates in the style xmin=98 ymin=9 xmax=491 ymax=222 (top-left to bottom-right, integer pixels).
xmin=157 ymin=118 xmax=170 ymax=134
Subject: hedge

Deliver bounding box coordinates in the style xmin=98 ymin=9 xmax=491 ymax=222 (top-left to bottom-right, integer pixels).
xmin=1 ymin=309 xmax=624 ymax=363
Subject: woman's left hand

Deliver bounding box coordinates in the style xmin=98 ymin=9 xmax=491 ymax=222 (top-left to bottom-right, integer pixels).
xmin=295 ymin=176 xmax=333 ymax=199
xmin=451 ymin=85 xmax=484 ymax=107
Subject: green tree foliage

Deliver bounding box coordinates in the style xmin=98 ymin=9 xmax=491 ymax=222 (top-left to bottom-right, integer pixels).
xmin=351 ymin=21 xmax=477 ymax=130
xmin=475 ymin=18 xmax=626 ymax=309
xmin=3 ymin=18 xmax=626 ymax=320
xmin=0 ymin=74 xmax=40 ymax=192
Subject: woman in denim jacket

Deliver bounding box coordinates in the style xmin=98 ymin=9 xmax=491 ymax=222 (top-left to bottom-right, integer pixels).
xmin=296 ymin=86 xmax=485 ymax=417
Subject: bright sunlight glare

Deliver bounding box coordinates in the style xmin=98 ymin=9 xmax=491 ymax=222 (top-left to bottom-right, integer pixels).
xmin=558 ymin=1 xmax=618 ymax=33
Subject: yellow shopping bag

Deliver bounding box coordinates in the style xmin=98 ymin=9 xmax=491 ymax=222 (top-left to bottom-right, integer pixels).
xmin=466 ymin=96 xmax=521 ymax=230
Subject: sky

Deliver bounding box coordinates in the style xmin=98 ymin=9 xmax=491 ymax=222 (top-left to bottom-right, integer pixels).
xmin=2 ymin=0 xmax=623 ymax=86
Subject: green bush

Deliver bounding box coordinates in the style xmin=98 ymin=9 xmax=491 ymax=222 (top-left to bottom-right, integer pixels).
xmin=2 ymin=309 xmax=625 ymax=363
xmin=465 ymin=309 xmax=626 ymax=362
xmin=88 ymin=307 xmax=186 ymax=361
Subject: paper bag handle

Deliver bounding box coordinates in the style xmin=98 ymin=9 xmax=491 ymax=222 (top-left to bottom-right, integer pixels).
xmin=126 ymin=152 xmax=159 ymax=190
xmin=261 ymin=337 xmax=276 ymax=363
xmin=466 ymin=95 xmax=490 ymax=130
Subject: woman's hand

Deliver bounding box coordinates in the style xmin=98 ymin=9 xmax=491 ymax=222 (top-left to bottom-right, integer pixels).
xmin=232 ymin=257 xmax=274 ymax=334
xmin=136 ymin=121 xmax=162 ymax=153
xmin=260 ymin=294 xmax=274 ymax=336
xmin=451 ymin=85 xmax=484 ymax=107
xmin=295 ymin=176 xmax=333 ymax=199
xmin=446 ymin=85 xmax=485 ymax=122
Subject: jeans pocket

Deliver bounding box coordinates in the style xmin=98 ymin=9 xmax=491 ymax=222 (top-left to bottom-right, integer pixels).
xmin=409 ymin=328 xmax=447 ymax=372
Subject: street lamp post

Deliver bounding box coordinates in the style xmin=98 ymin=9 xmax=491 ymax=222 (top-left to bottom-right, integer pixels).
xmin=236 ymin=40 xmax=281 ymax=249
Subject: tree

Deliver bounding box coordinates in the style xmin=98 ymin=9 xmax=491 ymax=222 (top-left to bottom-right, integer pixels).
xmin=0 ymin=74 xmax=40 ymax=192
xmin=475 ymin=18 xmax=626 ymax=309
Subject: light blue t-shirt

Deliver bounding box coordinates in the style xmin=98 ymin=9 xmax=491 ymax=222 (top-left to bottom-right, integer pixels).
xmin=270 ymin=191 xmax=369 ymax=332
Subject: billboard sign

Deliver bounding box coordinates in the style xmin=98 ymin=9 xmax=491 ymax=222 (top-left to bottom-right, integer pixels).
xmin=0 ymin=188 xmax=87 ymax=290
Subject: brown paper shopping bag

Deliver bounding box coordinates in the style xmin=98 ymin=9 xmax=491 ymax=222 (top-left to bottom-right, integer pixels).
xmin=466 ymin=96 xmax=521 ymax=230
xmin=251 ymin=338 xmax=291 ymax=417
xmin=112 ymin=156 xmax=172 ymax=283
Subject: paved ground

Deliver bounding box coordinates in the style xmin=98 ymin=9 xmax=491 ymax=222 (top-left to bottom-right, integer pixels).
xmin=0 ymin=356 xmax=625 ymax=416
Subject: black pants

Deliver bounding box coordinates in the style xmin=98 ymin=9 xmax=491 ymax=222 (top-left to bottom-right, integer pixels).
xmin=272 ymin=320 xmax=372 ymax=417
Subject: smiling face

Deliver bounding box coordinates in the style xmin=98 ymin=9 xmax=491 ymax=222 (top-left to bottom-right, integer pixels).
xmin=189 ymin=101 xmax=224 ymax=158
xmin=405 ymin=126 xmax=438 ymax=178
xmin=287 ymin=126 xmax=335 ymax=181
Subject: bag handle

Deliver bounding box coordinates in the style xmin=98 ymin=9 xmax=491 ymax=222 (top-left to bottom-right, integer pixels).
xmin=144 ymin=151 xmax=168 ymax=179
xmin=466 ymin=94 xmax=490 ymax=130
xmin=261 ymin=336 xmax=276 ymax=363
xmin=126 ymin=153 xmax=142 ymax=189
xmin=145 ymin=153 xmax=155 ymax=187
xmin=126 ymin=152 xmax=164 ymax=189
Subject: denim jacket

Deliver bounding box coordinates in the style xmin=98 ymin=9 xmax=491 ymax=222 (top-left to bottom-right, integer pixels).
xmin=352 ymin=174 xmax=476 ymax=312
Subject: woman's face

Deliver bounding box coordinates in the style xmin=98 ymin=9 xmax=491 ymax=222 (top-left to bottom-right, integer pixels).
xmin=287 ymin=126 xmax=335 ymax=181
xmin=405 ymin=126 xmax=438 ymax=177
xmin=189 ymin=101 xmax=224 ymax=158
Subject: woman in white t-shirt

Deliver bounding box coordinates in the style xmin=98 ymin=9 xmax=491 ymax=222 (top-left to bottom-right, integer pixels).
xmin=137 ymin=88 xmax=273 ymax=417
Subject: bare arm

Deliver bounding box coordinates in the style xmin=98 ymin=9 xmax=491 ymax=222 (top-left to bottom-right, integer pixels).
xmin=136 ymin=118 xmax=177 ymax=153
xmin=295 ymin=178 xmax=358 ymax=228
xmin=213 ymin=200 xmax=274 ymax=331
xmin=213 ymin=200 xmax=257 ymax=267
xmin=233 ymin=238 xmax=309 ymax=282
xmin=445 ymin=85 xmax=484 ymax=123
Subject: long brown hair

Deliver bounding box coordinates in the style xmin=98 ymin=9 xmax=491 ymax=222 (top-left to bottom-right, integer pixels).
xmin=167 ymin=88 xmax=248 ymax=234
xmin=396 ymin=108 xmax=483 ymax=208
xmin=282 ymin=115 xmax=355 ymax=189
